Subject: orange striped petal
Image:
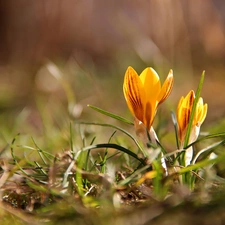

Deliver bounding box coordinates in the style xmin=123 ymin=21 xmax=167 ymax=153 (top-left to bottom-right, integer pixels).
xmin=177 ymin=90 xmax=207 ymax=143
xmin=177 ymin=96 xmax=184 ymax=116
xmin=182 ymin=90 xmax=195 ymax=127
xmin=177 ymin=90 xmax=195 ymax=141
xmin=158 ymin=69 xmax=174 ymax=104
xmin=177 ymin=96 xmax=184 ymax=131
xmin=123 ymin=66 xmax=146 ymax=124
xmin=144 ymin=101 xmax=154 ymax=130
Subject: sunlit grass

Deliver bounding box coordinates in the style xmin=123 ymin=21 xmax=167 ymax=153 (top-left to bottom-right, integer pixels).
xmin=1 ymin=63 xmax=225 ymax=225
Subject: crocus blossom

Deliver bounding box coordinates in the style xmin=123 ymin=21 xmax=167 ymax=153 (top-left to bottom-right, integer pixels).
xmin=123 ymin=66 xmax=173 ymax=131
xmin=177 ymin=90 xmax=208 ymax=165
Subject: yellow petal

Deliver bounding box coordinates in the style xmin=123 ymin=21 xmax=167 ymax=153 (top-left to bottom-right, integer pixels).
xmin=176 ymin=96 xmax=184 ymax=129
xmin=193 ymin=97 xmax=207 ymax=126
xmin=178 ymin=108 xmax=190 ymax=141
xmin=182 ymin=90 xmax=195 ymax=125
xmin=177 ymin=90 xmax=208 ymax=143
xmin=158 ymin=69 xmax=174 ymax=104
xmin=177 ymin=90 xmax=195 ymax=141
xmin=123 ymin=66 xmax=146 ymax=124
xmin=144 ymin=101 xmax=154 ymax=130
xmin=194 ymin=98 xmax=203 ymax=125
xmin=177 ymin=96 xmax=184 ymax=115
xmin=139 ymin=67 xmax=161 ymax=102
xmin=197 ymin=103 xmax=208 ymax=125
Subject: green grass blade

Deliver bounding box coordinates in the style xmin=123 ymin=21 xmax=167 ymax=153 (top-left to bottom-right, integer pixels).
xmin=152 ymin=160 xmax=165 ymax=198
xmin=179 ymin=153 xmax=225 ymax=174
xmin=79 ymin=143 xmax=146 ymax=165
xmin=31 ymin=137 xmax=48 ymax=165
xmin=10 ymin=133 xmax=20 ymax=164
xmin=77 ymin=121 xmax=147 ymax=157
xmin=118 ymin=165 xmax=150 ymax=186
xmin=0 ymin=144 xmax=9 ymax=157
xmin=18 ymin=144 xmax=57 ymax=160
xmin=34 ymin=161 xmax=48 ymax=176
xmin=183 ymin=71 xmax=205 ymax=148
xmin=62 ymin=159 xmax=76 ymax=188
xmin=185 ymin=132 xmax=225 ymax=149
xmin=100 ymin=130 xmax=117 ymax=173
xmin=171 ymin=111 xmax=180 ymax=149
xmin=88 ymin=104 xmax=134 ymax=125
xmin=192 ymin=140 xmax=225 ymax=164
xmin=70 ymin=122 xmax=77 ymax=159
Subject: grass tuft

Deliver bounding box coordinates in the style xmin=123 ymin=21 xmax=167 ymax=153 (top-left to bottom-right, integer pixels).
xmin=1 ymin=68 xmax=225 ymax=225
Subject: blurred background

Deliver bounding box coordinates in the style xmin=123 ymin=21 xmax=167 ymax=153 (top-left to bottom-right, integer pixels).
xmin=0 ymin=0 xmax=225 ymax=150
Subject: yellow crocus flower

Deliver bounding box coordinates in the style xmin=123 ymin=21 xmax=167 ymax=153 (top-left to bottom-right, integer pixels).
xmin=123 ymin=66 xmax=173 ymax=131
xmin=177 ymin=90 xmax=208 ymax=165
xmin=177 ymin=90 xmax=208 ymax=143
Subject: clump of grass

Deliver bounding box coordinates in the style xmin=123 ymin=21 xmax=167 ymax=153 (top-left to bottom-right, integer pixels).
xmin=1 ymin=66 xmax=225 ymax=225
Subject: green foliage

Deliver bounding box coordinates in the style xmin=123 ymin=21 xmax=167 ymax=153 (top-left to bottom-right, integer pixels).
xmin=1 ymin=66 xmax=225 ymax=225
